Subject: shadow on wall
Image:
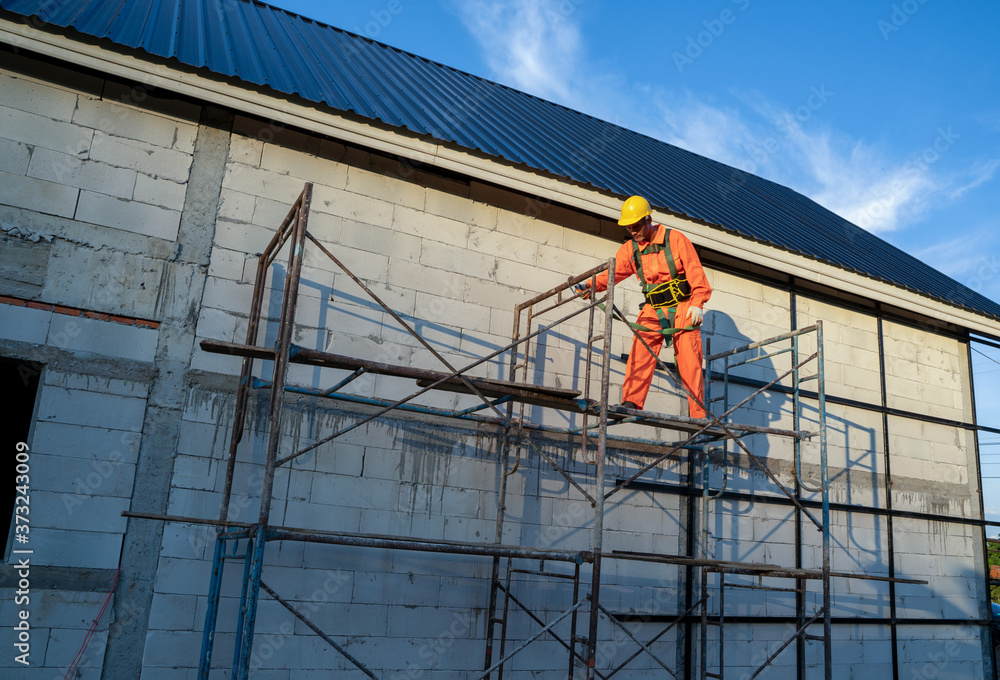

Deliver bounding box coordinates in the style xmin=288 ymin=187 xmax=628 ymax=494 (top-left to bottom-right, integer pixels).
xmin=699 ymin=311 xmax=902 ymax=627
xmin=698 ymin=312 xmax=883 ymax=589
xmin=256 ymin=266 xmax=512 ymax=392
xmin=252 ymin=268 xmax=886 ymax=578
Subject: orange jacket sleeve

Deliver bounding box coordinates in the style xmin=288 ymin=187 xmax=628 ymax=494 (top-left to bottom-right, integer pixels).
xmin=592 ymin=241 xmax=638 ymax=293
xmin=670 ymin=229 xmax=712 ymax=309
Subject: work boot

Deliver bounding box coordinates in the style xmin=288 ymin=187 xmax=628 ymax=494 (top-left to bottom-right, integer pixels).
xmin=607 ymin=401 xmax=639 ymax=420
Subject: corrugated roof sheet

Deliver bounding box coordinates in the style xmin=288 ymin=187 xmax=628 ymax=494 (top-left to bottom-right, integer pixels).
xmin=3 ymin=0 xmax=998 ymax=322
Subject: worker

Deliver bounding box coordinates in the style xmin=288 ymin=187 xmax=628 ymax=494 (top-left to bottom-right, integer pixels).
xmin=576 ymin=196 xmax=712 ymax=418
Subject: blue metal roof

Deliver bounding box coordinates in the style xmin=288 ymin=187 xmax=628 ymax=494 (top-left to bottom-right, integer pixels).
xmin=3 ymin=0 xmax=999 ymax=322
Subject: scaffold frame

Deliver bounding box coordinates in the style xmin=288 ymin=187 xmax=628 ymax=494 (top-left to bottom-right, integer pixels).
xmin=126 ymin=182 xmax=932 ymax=679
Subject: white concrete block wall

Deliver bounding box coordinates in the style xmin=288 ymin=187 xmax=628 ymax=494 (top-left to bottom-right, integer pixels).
xmin=205 ymin=131 xmax=594 ymax=421
xmin=797 ymin=294 xmax=882 ymax=405
xmin=883 ymin=319 xmax=969 ymax=421
xmin=897 ymin=624 xmax=986 ymax=679
xmin=0 ymin=323 xmax=152 ymax=676
xmin=894 ymin=517 xmax=982 ymax=620
xmin=0 ymin=307 xmax=152 ymax=570
xmin=683 ymin=273 xmax=801 ymax=445
xmin=889 ymin=415 xmax=978 ymax=515
xmin=0 ymin=65 xmax=197 ymax=245
xmin=0 ymin=55 xmax=213 ymax=680
xmin=700 ymin=622 xmax=806 ymax=676
xmin=1 ymin=56 xmax=993 ymax=677
xmin=0 ymin=589 xmax=115 ymax=677
xmin=798 ymin=402 xmax=886 ymax=508
xmin=171 ymin=384 xmax=704 ymax=675
xmin=703 ymin=270 xmax=791 ymax=377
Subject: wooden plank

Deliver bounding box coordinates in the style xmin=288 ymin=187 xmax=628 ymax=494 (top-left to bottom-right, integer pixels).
xmin=200 ymin=339 xmax=581 ymax=399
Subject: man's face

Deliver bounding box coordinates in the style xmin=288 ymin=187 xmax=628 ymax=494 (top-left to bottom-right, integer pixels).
xmin=624 ymin=216 xmax=651 ymax=241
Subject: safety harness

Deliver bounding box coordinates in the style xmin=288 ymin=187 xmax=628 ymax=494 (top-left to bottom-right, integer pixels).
xmin=630 ymin=230 xmax=694 ymax=336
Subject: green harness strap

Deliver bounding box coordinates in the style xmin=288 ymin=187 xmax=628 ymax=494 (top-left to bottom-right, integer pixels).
xmin=598 ymin=303 xmax=693 ymax=337
xmin=629 ymin=231 xmax=695 ymax=336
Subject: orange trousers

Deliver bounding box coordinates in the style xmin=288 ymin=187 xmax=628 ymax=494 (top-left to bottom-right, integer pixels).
xmin=622 ymin=304 xmax=706 ymax=418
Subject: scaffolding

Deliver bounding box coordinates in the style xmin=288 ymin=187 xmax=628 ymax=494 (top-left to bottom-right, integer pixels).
xmin=132 ymin=183 xmax=925 ymax=678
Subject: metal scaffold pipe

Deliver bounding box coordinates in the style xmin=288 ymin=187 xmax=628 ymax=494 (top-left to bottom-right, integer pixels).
xmin=168 ymin=183 xmax=863 ymax=680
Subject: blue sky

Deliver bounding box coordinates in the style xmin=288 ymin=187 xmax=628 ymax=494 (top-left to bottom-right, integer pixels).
xmin=266 ymin=0 xmax=1000 ymax=523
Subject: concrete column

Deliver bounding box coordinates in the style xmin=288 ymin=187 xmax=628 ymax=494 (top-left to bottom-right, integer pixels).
xmin=101 ymin=105 xmax=233 ymax=679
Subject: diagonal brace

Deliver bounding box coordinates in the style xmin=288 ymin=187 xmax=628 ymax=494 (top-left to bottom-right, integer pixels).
xmin=260 ymin=580 xmax=379 ymax=680
xmin=477 ymin=597 xmax=589 ymax=680
xmin=596 ymin=602 xmax=679 ymax=679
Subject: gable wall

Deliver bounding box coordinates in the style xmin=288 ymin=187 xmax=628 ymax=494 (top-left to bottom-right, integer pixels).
xmin=0 ymin=50 xmax=991 ymax=679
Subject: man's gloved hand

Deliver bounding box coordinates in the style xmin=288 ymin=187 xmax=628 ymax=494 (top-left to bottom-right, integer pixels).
xmin=573 ymin=282 xmax=592 ymax=300
xmin=688 ymin=306 xmax=704 ymax=327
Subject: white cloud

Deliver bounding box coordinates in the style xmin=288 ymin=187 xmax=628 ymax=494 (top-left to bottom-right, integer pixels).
xmin=975 ymin=108 xmax=1000 ymax=134
xmin=812 ymin=159 xmax=936 ymax=234
xmin=647 ymin=88 xmax=946 ymax=234
xmin=911 ymin=234 xmax=989 ymax=278
xmin=649 ymin=92 xmax=758 ymax=169
xmin=453 ymin=0 xmax=584 ymax=107
xmin=911 ymin=227 xmax=1000 ymax=307
xmin=949 ymin=158 xmax=1000 ymax=200
xmin=453 ymin=5 xmax=988 ymax=237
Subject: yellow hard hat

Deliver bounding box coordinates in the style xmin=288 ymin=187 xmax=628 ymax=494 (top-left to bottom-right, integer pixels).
xmin=618 ymin=195 xmax=651 ymax=226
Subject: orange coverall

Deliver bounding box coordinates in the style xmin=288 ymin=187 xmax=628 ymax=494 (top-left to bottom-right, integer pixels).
xmin=593 ymin=224 xmax=712 ymax=417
